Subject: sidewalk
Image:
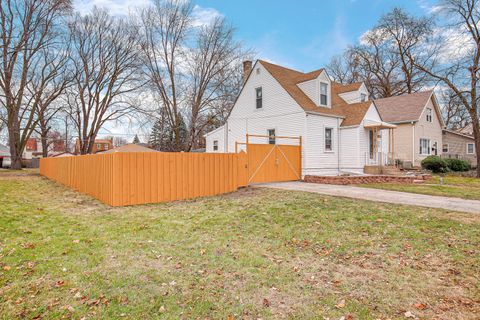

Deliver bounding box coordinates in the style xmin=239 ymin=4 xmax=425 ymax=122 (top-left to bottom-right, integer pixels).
xmin=259 ymin=181 xmax=480 ymax=214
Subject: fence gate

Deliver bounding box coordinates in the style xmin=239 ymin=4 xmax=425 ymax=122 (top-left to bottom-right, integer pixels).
xmin=239 ymin=134 xmax=302 ymax=184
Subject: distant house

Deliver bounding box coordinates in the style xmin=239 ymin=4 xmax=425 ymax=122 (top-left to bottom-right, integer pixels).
xmin=102 ymin=143 xmax=157 ymax=154
xmin=23 ymin=137 xmax=66 ymax=159
xmin=374 ymin=90 xmax=444 ymax=167
xmin=0 ymin=144 xmax=11 ymax=168
xmin=75 ymin=139 xmax=113 ymax=154
xmin=442 ymin=129 xmax=477 ymax=167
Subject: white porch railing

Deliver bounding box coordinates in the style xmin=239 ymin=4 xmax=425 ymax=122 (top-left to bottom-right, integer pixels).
xmin=365 ymin=152 xmax=396 ymax=166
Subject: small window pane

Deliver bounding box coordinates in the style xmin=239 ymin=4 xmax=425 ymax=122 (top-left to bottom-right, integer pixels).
xmin=268 ymin=129 xmax=275 ymax=145
xmin=361 ymin=93 xmax=367 ymax=102
xmin=213 ymin=140 xmax=218 ymax=151
xmin=256 ymin=87 xmax=262 ymax=109
xmin=426 ymin=108 xmax=432 ymax=122
xmin=325 ymin=128 xmax=333 ymax=151
xmin=442 ymin=144 xmax=449 ymax=153
xmin=467 ymin=143 xmax=475 ymax=154
xmin=320 ymin=83 xmax=328 ymax=106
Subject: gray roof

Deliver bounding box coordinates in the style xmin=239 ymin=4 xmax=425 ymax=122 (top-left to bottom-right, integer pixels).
xmin=374 ymin=90 xmax=433 ymax=123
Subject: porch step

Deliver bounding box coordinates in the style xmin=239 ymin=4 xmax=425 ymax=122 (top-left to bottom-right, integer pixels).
xmin=381 ymin=166 xmax=402 ymax=175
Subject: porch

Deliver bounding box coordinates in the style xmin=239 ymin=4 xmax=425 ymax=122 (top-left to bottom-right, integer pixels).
xmin=363 ymin=122 xmax=398 ymax=175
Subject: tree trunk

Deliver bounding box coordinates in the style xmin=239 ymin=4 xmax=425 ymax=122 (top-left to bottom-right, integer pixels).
xmin=8 ymin=125 xmax=22 ymax=170
xmin=474 ymin=125 xmax=480 ymax=178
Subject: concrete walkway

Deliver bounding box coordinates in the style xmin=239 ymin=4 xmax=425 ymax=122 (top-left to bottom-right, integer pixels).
xmin=258 ymin=181 xmax=480 ymax=214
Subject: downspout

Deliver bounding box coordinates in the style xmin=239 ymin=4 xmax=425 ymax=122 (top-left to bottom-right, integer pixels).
xmin=225 ymin=121 xmax=228 ymax=152
xmin=337 ymin=118 xmax=341 ymax=174
xmin=412 ymin=122 xmax=415 ymax=164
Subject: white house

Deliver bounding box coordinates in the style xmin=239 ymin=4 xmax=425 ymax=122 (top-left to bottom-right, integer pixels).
xmin=205 ymin=60 xmax=396 ymax=176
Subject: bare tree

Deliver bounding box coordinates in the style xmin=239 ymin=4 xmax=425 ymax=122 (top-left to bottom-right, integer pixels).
xmin=439 ymin=89 xmax=471 ymax=129
xmin=0 ymin=0 xmax=72 ymax=169
xmin=185 ymin=17 xmax=248 ymax=150
xmin=326 ymin=51 xmax=363 ymax=84
xmin=348 ymin=31 xmax=404 ymax=98
xmin=138 ymin=0 xmax=191 ymax=151
xmin=138 ymin=0 xmax=250 ymax=151
xmin=377 ymin=8 xmax=433 ymax=94
xmin=410 ymin=0 xmax=480 ymax=176
xmin=29 ymin=45 xmax=72 ymax=157
xmin=67 ymin=8 xmax=142 ymax=155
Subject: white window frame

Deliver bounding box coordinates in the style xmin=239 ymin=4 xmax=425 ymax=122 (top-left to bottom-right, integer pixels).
xmin=213 ymin=140 xmax=218 ymax=151
xmin=420 ymin=138 xmax=431 ymax=155
xmin=467 ymin=143 xmax=475 ymax=154
xmin=267 ymin=129 xmax=276 ymax=145
xmin=255 ymin=87 xmax=262 ymax=109
xmin=442 ymin=143 xmax=449 ymax=153
xmin=324 ymin=127 xmax=333 ymax=152
xmin=426 ymin=108 xmax=432 ymax=122
xmin=319 ymin=82 xmax=328 ymax=106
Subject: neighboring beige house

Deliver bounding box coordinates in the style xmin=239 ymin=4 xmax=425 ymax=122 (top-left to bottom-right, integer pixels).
xmin=374 ymin=90 xmax=444 ymax=167
xmin=442 ymin=129 xmax=477 ymax=167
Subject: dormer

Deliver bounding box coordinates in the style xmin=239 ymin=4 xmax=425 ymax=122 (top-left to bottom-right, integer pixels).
xmin=297 ymin=70 xmax=332 ymax=108
xmin=337 ymin=82 xmax=369 ymax=104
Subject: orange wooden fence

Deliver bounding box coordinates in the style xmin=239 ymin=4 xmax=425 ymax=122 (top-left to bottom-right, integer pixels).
xmin=40 ymin=152 xmax=248 ymax=206
xmin=40 ymin=141 xmax=302 ymax=206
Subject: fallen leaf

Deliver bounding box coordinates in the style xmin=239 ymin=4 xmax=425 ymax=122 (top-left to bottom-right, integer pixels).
xmin=335 ymin=299 xmax=346 ymax=309
xmin=414 ymin=303 xmax=427 ymax=310
xmin=227 ymin=315 xmax=234 ymax=320
xmin=72 ymin=239 xmax=80 ymax=244
xmin=159 ymin=306 xmax=166 ymax=313
xmin=3 ymin=265 xmax=11 ymax=271
xmin=54 ymin=280 xmax=65 ymax=287
xmin=263 ymin=298 xmax=270 ymax=307
xmin=404 ymin=311 xmax=416 ymax=318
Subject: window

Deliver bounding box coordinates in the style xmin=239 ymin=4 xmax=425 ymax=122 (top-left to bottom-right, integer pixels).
xmin=325 ymin=127 xmax=333 ymax=151
xmin=467 ymin=143 xmax=475 ymax=154
xmin=426 ymin=108 xmax=432 ymax=122
xmin=256 ymin=68 xmax=260 ymax=75
xmin=104 ymin=144 xmax=109 ymax=149
xmin=268 ymin=129 xmax=276 ymax=145
xmin=360 ymin=93 xmax=367 ymax=102
xmin=96 ymin=143 xmax=101 ymax=149
xmin=320 ymin=83 xmax=328 ymax=106
xmin=420 ymin=138 xmax=430 ymax=155
xmin=442 ymin=144 xmax=449 ymax=153
xmin=213 ymin=140 xmax=218 ymax=151
xmin=255 ymin=87 xmax=262 ymax=109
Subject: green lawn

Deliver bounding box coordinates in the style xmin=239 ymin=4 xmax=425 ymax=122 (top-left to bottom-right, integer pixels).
xmin=358 ymin=175 xmax=480 ymax=200
xmin=1 ymin=171 xmax=479 ymax=319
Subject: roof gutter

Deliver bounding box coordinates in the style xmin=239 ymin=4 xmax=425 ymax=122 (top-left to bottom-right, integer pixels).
xmin=305 ymin=111 xmax=345 ymax=119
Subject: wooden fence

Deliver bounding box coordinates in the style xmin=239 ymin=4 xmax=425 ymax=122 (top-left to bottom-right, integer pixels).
xmin=40 ymin=152 xmax=248 ymax=206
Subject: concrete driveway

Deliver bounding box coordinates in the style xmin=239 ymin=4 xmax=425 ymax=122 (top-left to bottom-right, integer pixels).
xmin=258 ymin=181 xmax=480 ymax=214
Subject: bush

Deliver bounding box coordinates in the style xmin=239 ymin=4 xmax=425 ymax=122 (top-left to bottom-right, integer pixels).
xmin=421 ymin=156 xmax=448 ymax=173
xmin=444 ymin=158 xmax=471 ymax=172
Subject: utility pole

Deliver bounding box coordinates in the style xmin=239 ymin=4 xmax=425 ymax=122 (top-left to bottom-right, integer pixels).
xmin=64 ymin=115 xmax=69 ymax=153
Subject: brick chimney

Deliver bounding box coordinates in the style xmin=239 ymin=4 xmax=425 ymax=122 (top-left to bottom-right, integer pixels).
xmin=242 ymin=60 xmax=252 ymax=84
